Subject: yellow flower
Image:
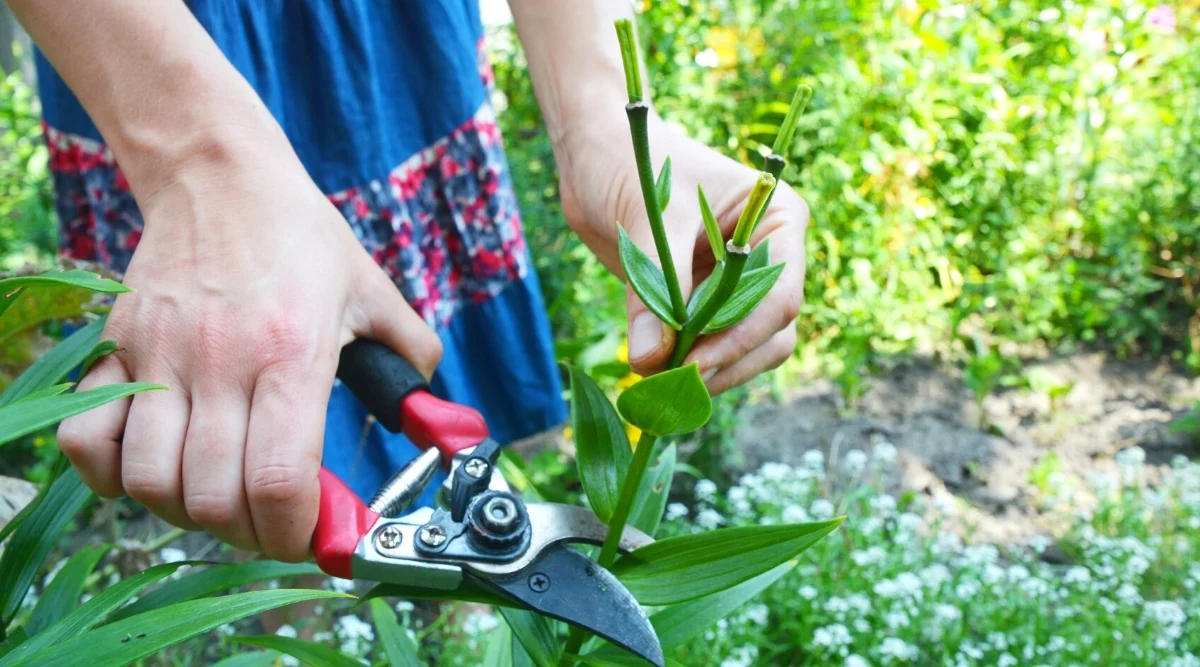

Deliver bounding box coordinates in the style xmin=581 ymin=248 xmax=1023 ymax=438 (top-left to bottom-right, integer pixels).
xmin=704 ymin=26 xmax=766 ymax=70
xmin=627 ymin=423 xmax=642 ymax=446
xmin=616 ymin=342 xmax=629 ymax=364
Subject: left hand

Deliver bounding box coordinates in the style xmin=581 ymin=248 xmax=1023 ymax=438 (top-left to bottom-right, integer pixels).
xmin=555 ymin=112 xmax=809 ymax=395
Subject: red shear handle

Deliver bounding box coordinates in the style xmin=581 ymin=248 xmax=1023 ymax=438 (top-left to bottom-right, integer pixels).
xmin=337 ymin=339 xmax=489 ymax=465
xmin=313 ymin=468 xmax=379 ymax=579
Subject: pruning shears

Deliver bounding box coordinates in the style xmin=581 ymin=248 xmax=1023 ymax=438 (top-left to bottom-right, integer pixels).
xmin=312 ymin=340 xmax=665 ymax=667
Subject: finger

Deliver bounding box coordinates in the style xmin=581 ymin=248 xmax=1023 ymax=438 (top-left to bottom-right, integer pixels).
xmin=57 ymin=354 xmax=132 ymax=498
xmin=245 ymin=350 xmax=332 ymax=562
xmin=348 ymin=259 xmax=443 ymax=378
xmin=703 ymin=327 xmax=797 ymax=395
xmin=122 ymin=369 xmax=199 ymax=530
xmin=182 ymin=385 xmax=258 ymax=551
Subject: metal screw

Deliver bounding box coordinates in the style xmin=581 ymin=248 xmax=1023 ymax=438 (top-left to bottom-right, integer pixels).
xmin=464 ymin=458 xmax=490 ymax=479
xmin=528 ymin=572 xmax=550 ymax=593
xmin=419 ymin=525 xmax=447 ymax=548
xmin=376 ymin=525 xmax=403 ymax=550
xmin=481 ymin=496 xmax=518 ymax=533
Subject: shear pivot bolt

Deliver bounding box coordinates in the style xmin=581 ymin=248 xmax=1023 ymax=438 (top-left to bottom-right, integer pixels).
xmin=480 ymin=496 xmax=519 ymax=533
xmin=464 ymin=458 xmax=490 ymax=479
xmin=419 ymin=525 xmax=448 ymax=548
xmin=528 ymin=572 xmax=551 ymax=593
xmin=376 ymin=526 xmax=403 ymax=550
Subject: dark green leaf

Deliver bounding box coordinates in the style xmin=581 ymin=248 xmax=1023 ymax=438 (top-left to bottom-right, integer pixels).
xmin=210 ymin=651 xmax=283 ymax=667
xmin=650 ymin=561 xmax=794 ymax=648
xmin=0 ymin=628 xmax=26 ymax=660
xmin=113 ymin=560 xmax=321 ymax=620
xmin=79 ymin=340 xmax=120 ymax=378
xmin=745 ymin=239 xmax=772 ymax=272
xmin=0 ymin=317 xmax=104 ymax=407
xmin=567 ymin=365 xmax=631 ymax=523
xmin=0 ymin=270 xmax=131 ymax=296
xmin=617 ymin=226 xmax=681 ymax=329
xmin=8 ymin=590 xmax=348 ymax=667
xmin=482 ymin=623 xmax=514 ymax=667
xmin=360 ymin=579 xmax=513 ymax=609
xmin=655 ymin=157 xmax=672 ymax=212
xmin=0 ymin=382 xmax=165 ymax=446
xmin=236 ymin=634 xmax=365 ymax=667
xmin=370 ymin=598 xmax=422 ymax=667
xmin=25 ymin=544 xmax=109 ymax=636
xmin=612 ymin=520 xmax=843 ymax=605
xmin=701 ymin=264 xmax=785 ymax=334
xmin=572 ymin=653 xmax=687 ymax=667
xmin=15 ymin=383 xmax=74 ymax=402
xmin=686 ymin=264 xmax=724 ymax=318
xmin=501 ymin=608 xmax=559 ymax=667
xmin=616 ymin=365 xmax=712 ymax=437
xmin=0 ymin=468 xmax=92 ymax=623
xmin=6 ymin=562 xmax=192 ymax=661
xmin=697 ymin=185 xmax=725 ymax=262
xmin=628 ymin=444 xmax=676 ymax=536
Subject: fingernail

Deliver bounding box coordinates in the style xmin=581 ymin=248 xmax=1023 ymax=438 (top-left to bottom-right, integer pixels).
xmin=629 ymin=312 xmax=663 ymax=362
xmin=702 ymin=367 xmax=720 ymax=383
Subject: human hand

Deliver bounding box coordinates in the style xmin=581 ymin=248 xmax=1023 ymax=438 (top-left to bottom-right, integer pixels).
xmin=56 ymin=134 xmax=442 ymax=562
xmin=557 ymin=113 xmax=809 ymax=394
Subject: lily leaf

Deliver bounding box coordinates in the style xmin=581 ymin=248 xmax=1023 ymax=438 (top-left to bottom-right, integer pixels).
xmin=360 ymin=579 xmax=513 ymax=609
xmin=210 ymin=651 xmax=283 ymax=667
xmin=745 ymin=238 xmax=772 ymax=272
xmin=567 ymin=365 xmax=631 ymax=524
xmin=236 ymin=634 xmax=365 ymax=667
xmin=0 ymin=270 xmax=131 ymax=296
xmin=612 ymin=519 xmax=843 ymax=605
xmin=617 ymin=226 xmax=681 ymax=330
xmin=697 ymin=185 xmax=725 ymax=262
xmin=501 ymin=608 xmax=560 ymax=667
xmin=701 ymin=264 xmax=785 ymax=334
xmin=0 ymin=382 xmax=165 ymax=446
xmin=113 ymin=560 xmax=321 ymax=620
xmin=686 ymin=264 xmax=724 ymax=319
xmin=628 ymin=443 xmax=676 ymax=537
xmin=79 ymin=340 xmax=120 ymax=378
xmin=0 ymin=317 xmax=104 ymax=407
xmin=616 ymin=365 xmax=711 ymax=437
xmin=25 ymin=544 xmax=110 ymax=636
xmin=483 ymin=623 xmax=515 ymax=667
xmin=655 ymin=157 xmax=672 ymax=212
xmin=370 ymin=598 xmax=422 ymax=667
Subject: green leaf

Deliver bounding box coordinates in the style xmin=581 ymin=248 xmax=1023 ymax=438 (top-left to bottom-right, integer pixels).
xmin=5 ymin=562 xmax=192 ymax=662
xmin=0 ymin=468 xmax=92 ymax=623
xmin=612 ymin=520 xmax=843 ymax=605
xmin=15 ymin=383 xmax=74 ymax=401
xmin=25 ymin=544 xmax=110 ymax=636
xmin=236 ymin=634 xmax=365 ymax=667
xmin=482 ymin=623 xmax=515 ymax=667
xmin=0 ymin=629 xmax=26 ymax=660
xmin=654 ymin=157 xmax=672 ymax=212
xmin=745 ymin=239 xmax=772 ymax=272
xmin=0 ymin=382 xmax=165 ymax=447
xmin=7 ymin=590 xmax=349 ymax=667
xmin=79 ymin=340 xmax=120 ymax=378
xmin=370 ymin=598 xmax=422 ymax=667
xmin=617 ymin=226 xmax=681 ymax=329
xmin=0 ymin=270 xmax=131 ymax=296
xmin=650 ymin=561 xmax=794 ymax=648
xmin=628 ymin=443 xmax=676 ymax=537
xmin=572 ymin=653 xmax=687 ymax=667
xmin=686 ymin=264 xmax=724 ymax=318
xmin=0 ymin=317 xmax=104 ymax=407
xmin=113 ymin=560 xmax=321 ymax=620
xmin=501 ymin=608 xmax=559 ymax=667
xmin=360 ymin=579 xmax=513 ymax=609
xmin=567 ymin=365 xmax=631 ymax=523
xmin=697 ymin=185 xmax=725 ymax=262
xmin=616 ymin=365 xmax=712 ymax=437
xmin=701 ymin=264 xmax=785 ymax=334
xmin=210 ymin=651 xmax=283 ymax=667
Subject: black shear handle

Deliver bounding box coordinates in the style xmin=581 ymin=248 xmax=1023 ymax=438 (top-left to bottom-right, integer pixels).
xmin=335 ymin=339 xmax=429 ymax=433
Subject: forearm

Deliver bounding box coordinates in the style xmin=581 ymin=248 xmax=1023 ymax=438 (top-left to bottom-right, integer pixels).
xmin=6 ymin=0 xmax=288 ymax=200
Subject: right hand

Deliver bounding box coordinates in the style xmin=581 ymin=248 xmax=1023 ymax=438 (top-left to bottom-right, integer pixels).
xmin=57 ymin=133 xmax=442 ymax=562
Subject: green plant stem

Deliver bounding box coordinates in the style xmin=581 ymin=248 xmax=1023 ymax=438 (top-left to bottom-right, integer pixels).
xmin=626 ymin=102 xmax=688 ymax=324
xmin=666 ymin=251 xmax=751 ymax=369
xmin=145 ymin=526 xmax=188 ymax=553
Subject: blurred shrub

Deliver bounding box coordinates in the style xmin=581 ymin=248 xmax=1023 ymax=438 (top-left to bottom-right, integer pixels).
xmin=0 ymin=52 xmax=55 ymax=270
xmin=492 ymin=0 xmax=1200 ymax=373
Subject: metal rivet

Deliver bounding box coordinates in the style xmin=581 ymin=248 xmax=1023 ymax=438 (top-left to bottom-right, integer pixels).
xmin=464 ymin=458 xmax=490 ymax=479
xmin=481 ymin=496 xmax=518 ymax=532
xmin=419 ymin=525 xmax=448 ymax=547
xmin=528 ymin=572 xmax=550 ymax=593
xmin=377 ymin=525 xmax=403 ymax=550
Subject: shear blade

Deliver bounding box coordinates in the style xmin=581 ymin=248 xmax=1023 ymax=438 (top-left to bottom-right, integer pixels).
xmin=478 ymin=544 xmax=664 ymax=667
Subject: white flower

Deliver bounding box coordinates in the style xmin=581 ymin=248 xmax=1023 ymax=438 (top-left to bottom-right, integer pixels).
xmin=395 ymin=600 xmax=415 ymax=614
xmin=281 ymin=657 xmax=299 ymax=667
xmin=851 ymin=546 xmax=887 ymax=567
xmin=802 ymin=450 xmax=826 ymax=474
xmin=336 ymin=614 xmax=375 ymax=643
xmin=1169 ymin=654 xmax=1200 ymax=667
xmin=741 ymin=603 xmax=769 ymax=626
xmin=694 ymin=479 xmax=718 ymax=502
xmin=217 ymin=623 xmax=236 ymax=637
xmin=1064 ymin=566 xmax=1092 ymax=584
xmin=998 ymin=654 xmax=1018 ymax=667
xmin=955 ymin=581 xmax=979 ymax=599
xmin=934 ymin=604 xmax=962 ymax=623
xmin=313 ymin=630 xmax=334 ymax=642
xmin=896 ymin=513 xmax=922 ymax=534
xmin=665 ymin=503 xmax=689 ymax=521
xmin=783 ymin=504 xmax=811 ymax=524
xmin=843 ymin=450 xmax=868 ymax=477
xmin=878 ymin=637 xmax=917 ymax=661
xmin=697 ymin=508 xmax=723 ymax=529
xmin=275 ymin=624 xmax=298 ymax=638
xmin=1126 ymin=555 xmax=1151 ymax=578
xmin=462 ymin=611 xmax=501 ymax=636
xmin=826 ymin=596 xmax=851 ymax=615
xmin=875 ymin=573 xmax=922 ymax=600
xmin=846 ymin=655 xmax=870 ymax=667
xmin=854 ymin=619 xmax=871 ymax=633
xmin=920 ymin=564 xmax=951 ymax=589
xmin=720 ymin=644 xmax=758 ymax=667
xmin=869 ymin=495 xmax=897 ymax=515
xmin=848 ymin=594 xmax=871 ymax=615
xmin=1116 ymin=446 xmax=1146 ymax=468
xmin=885 ymin=609 xmax=910 ymax=629
xmin=811 ymin=499 xmax=835 ymax=519
xmin=1006 ymin=565 xmax=1030 ymax=582
xmin=872 ymin=442 xmax=898 ymax=467
xmin=1116 ymin=583 xmax=1142 ymax=606
xmin=1027 ymin=535 xmax=1051 ymax=553
xmin=813 ymin=623 xmax=852 ymax=650
xmin=327 ymin=577 xmax=356 ymax=593
xmin=761 ymin=462 xmax=792 ymax=481
xmin=1047 ymin=636 xmax=1067 ymax=651
xmin=987 ymin=632 xmax=1009 ymax=651
xmin=799 ymin=585 xmax=818 ymax=600
xmin=694 ymin=48 xmax=719 ymax=68
xmin=159 ymin=547 xmax=187 ymax=563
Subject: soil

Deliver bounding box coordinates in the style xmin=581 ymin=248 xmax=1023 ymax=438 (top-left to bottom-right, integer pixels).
xmin=733 ymin=352 xmax=1200 ymax=543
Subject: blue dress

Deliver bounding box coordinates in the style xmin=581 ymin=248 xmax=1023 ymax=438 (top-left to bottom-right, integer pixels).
xmin=35 ymin=0 xmax=567 ymax=506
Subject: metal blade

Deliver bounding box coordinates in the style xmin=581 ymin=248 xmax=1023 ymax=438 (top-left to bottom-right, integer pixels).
xmin=473 ymin=545 xmax=664 ymax=667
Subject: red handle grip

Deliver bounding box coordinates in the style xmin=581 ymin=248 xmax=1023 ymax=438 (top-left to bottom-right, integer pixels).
xmin=399 ymin=391 xmax=489 ymax=466
xmin=312 ymin=468 xmax=379 ymax=579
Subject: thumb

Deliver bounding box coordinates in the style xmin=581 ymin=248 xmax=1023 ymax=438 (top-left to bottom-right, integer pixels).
xmin=624 ymin=215 xmax=695 ymax=375
xmin=350 ymin=261 xmax=444 ymax=379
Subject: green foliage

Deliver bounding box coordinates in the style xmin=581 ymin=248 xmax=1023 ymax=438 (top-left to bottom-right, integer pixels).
xmin=0 ymin=65 xmax=54 ymax=270
xmin=568 ymin=365 xmax=632 ymax=524
xmin=702 ymin=263 xmax=784 ymax=334
xmin=236 ymin=634 xmax=366 ymax=667
xmin=616 ymin=226 xmax=681 ymax=329
xmin=615 ymin=365 xmax=712 ymax=438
